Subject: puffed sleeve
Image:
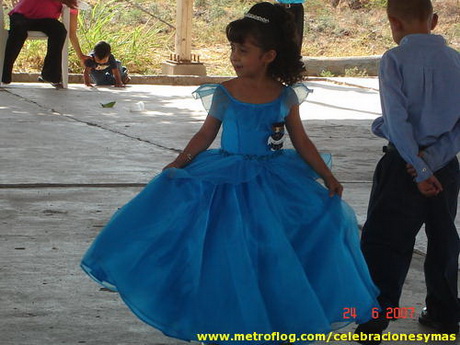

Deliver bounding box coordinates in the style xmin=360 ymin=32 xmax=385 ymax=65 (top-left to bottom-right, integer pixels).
xmin=192 ymin=84 xmax=229 ymax=121
xmin=286 ymin=82 xmax=313 ymax=107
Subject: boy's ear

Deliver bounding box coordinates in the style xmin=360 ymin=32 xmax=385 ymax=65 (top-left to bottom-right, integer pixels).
xmin=388 ymin=15 xmax=403 ymax=31
xmin=430 ymin=13 xmax=438 ymax=30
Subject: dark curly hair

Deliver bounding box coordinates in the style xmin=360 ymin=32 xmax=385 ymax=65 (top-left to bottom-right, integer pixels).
xmin=93 ymin=41 xmax=111 ymax=60
xmin=226 ymin=2 xmax=305 ymax=85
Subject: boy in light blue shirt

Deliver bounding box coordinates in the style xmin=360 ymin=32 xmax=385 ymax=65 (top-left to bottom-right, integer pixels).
xmin=356 ymin=0 xmax=460 ymax=343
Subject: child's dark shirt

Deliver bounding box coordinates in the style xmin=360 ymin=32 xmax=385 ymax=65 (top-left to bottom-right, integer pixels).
xmin=84 ymin=53 xmax=117 ymax=72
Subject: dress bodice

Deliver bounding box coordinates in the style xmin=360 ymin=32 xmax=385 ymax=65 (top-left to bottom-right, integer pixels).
xmin=193 ymin=83 xmax=311 ymax=155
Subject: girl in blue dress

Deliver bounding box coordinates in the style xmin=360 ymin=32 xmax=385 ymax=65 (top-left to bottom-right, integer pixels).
xmin=81 ymin=2 xmax=379 ymax=343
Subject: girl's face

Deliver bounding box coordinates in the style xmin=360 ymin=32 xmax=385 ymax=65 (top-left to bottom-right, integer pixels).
xmin=229 ymin=38 xmax=275 ymax=78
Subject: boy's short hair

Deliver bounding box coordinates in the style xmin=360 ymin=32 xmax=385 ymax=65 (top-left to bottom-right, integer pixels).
xmin=93 ymin=41 xmax=111 ymax=60
xmin=387 ymin=0 xmax=433 ymax=22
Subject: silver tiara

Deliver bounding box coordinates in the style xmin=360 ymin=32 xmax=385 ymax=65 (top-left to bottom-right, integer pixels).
xmin=244 ymin=13 xmax=270 ymax=23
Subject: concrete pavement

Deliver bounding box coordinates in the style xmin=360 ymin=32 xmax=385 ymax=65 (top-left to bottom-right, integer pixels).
xmin=0 ymin=79 xmax=458 ymax=345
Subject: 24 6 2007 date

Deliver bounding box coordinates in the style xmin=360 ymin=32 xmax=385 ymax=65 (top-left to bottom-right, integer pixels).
xmin=343 ymin=307 xmax=416 ymax=320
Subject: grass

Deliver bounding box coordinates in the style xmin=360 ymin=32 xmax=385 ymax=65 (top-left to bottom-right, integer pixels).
xmin=2 ymin=0 xmax=459 ymax=76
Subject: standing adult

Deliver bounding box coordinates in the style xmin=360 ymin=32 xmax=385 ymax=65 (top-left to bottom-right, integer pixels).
xmin=1 ymin=0 xmax=78 ymax=86
xmin=275 ymin=0 xmax=305 ymax=51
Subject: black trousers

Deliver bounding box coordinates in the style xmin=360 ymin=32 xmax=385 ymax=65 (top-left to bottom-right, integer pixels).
xmin=2 ymin=13 xmax=67 ymax=84
xmin=361 ymin=149 xmax=460 ymax=323
xmin=281 ymin=3 xmax=304 ymax=51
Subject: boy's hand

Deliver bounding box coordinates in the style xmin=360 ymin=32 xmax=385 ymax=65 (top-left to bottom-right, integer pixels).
xmin=83 ymin=67 xmax=93 ymax=87
xmin=417 ymin=175 xmax=443 ymax=197
xmin=406 ymin=151 xmax=442 ymax=196
xmin=406 ymin=163 xmax=417 ymax=177
xmin=112 ymin=68 xmax=124 ymax=88
xmin=323 ymin=174 xmax=343 ymax=197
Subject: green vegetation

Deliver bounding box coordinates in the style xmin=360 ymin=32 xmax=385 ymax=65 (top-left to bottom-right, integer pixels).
xmin=319 ymin=70 xmax=335 ymax=77
xmin=344 ymin=66 xmax=368 ymax=77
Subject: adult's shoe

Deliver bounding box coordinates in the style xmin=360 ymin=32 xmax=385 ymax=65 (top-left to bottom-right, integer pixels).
xmin=38 ymin=76 xmax=63 ymax=89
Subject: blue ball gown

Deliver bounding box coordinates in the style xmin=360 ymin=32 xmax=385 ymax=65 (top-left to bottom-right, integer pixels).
xmin=81 ymin=83 xmax=379 ymax=343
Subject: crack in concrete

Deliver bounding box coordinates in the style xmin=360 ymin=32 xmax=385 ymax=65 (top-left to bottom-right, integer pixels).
xmin=5 ymin=89 xmax=183 ymax=154
xmin=322 ymin=77 xmax=380 ymax=92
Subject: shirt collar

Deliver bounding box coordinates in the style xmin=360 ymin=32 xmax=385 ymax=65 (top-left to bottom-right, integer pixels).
xmin=400 ymin=34 xmax=446 ymax=46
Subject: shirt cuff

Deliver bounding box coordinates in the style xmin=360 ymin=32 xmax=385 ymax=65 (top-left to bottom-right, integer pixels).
xmin=413 ymin=158 xmax=433 ymax=183
xmin=421 ymin=150 xmax=436 ymax=171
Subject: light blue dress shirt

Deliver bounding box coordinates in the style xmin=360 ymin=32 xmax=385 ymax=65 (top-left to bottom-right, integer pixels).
xmin=372 ymin=34 xmax=460 ymax=182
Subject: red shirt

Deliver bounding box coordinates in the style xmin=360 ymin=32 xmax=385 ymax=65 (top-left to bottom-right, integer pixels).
xmin=10 ymin=0 xmax=63 ymax=19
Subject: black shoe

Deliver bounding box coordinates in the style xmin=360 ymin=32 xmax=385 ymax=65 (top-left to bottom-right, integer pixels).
xmin=38 ymin=76 xmax=63 ymax=89
xmin=418 ymin=307 xmax=459 ymax=334
xmin=354 ymin=315 xmax=390 ymax=345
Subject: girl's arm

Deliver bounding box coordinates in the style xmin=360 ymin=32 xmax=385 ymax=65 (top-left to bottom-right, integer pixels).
xmin=163 ymin=115 xmax=222 ymax=170
xmin=285 ymin=105 xmax=343 ymax=197
xmin=69 ymin=12 xmax=90 ymax=65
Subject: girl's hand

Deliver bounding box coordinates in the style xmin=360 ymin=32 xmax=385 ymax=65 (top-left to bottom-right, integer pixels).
xmin=323 ymin=174 xmax=343 ymax=197
xmin=162 ymin=162 xmax=179 ymax=171
xmin=162 ymin=152 xmax=193 ymax=171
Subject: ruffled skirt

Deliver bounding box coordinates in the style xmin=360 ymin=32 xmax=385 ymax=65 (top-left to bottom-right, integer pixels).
xmin=81 ymin=149 xmax=379 ymax=343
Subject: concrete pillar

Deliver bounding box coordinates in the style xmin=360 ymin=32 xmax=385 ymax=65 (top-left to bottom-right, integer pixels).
xmin=161 ymin=0 xmax=207 ymax=76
